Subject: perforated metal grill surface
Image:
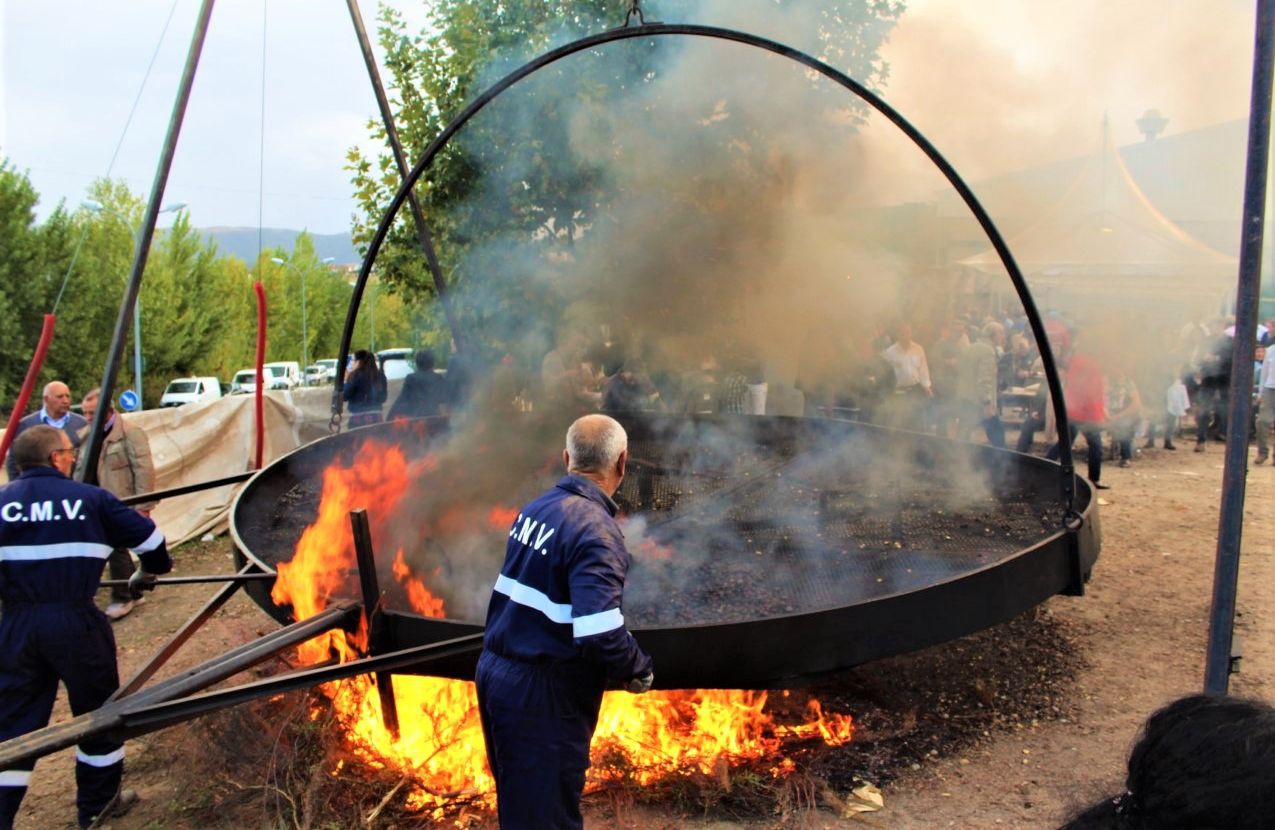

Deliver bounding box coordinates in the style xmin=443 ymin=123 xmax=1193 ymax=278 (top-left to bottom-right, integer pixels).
xmin=610 ymin=421 xmax=1059 ymax=626
xmin=235 ymin=415 xmax=1066 ymax=628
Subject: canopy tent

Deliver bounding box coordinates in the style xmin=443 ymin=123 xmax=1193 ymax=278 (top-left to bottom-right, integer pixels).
xmin=960 ymin=122 xmax=1237 ymax=305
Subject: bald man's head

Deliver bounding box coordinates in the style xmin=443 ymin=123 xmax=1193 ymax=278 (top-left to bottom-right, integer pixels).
xmin=566 ymin=414 xmax=627 ymax=474
xmin=563 ymin=414 xmax=628 ymax=497
xmin=43 ymin=382 xmax=72 ymax=419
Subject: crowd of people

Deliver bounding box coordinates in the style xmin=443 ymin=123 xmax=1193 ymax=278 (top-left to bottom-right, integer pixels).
xmin=4 ymin=316 xmax=1273 ymax=827
xmin=360 ymin=309 xmax=1275 ymax=497
xmin=811 ymin=310 xmax=1275 ymax=490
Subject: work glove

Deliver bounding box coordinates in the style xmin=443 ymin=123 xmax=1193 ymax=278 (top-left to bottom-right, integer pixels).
xmin=625 ymin=671 xmax=654 ymax=694
xmin=128 ymin=568 xmax=158 ymax=594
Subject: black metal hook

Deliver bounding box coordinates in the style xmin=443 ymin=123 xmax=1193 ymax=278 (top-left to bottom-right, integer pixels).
xmin=624 ymin=0 xmax=645 ymax=26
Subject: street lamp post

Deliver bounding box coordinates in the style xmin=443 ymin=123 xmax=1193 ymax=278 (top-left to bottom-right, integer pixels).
xmin=272 ymin=255 xmax=335 ymax=374
xmin=82 ymin=199 xmax=186 ymax=408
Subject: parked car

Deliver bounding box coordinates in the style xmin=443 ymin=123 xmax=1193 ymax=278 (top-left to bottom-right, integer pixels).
xmin=230 ymin=369 xmax=258 ymax=395
xmin=309 ymin=358 xmax=340 ymax=385
xmin=232 ymin=363 xmax=302 ymax=393
xmin=376 ymin=348 xmax=414 ymax=382
xmin=159 ymin=376 xmax=223 ymax=408
xmin=263 ymin=361 xmax=302 ymax=390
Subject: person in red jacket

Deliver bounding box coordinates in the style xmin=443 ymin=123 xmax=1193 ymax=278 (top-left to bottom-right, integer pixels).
xmin=1046 ymin=335 xmax=1110 ymax=489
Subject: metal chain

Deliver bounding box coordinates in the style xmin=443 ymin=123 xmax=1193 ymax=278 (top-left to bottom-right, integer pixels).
xmin=624 ymin=0 xmax=645 ymax=26
xmin=329 ymin=411 xmax=342 ymax=435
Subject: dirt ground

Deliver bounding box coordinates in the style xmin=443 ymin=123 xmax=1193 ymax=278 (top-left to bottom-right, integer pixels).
xmin=11 ymin=438 xmax=1275 ymax=829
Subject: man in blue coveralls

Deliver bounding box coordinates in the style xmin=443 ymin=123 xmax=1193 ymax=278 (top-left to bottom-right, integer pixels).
xmin=477 ymin=413 xmax=654 ymax=829
xmin=0 ymin=425 xmax=172 ymax=829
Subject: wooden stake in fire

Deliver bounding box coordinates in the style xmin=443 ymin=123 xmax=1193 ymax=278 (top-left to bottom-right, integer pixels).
xmin=349 ymin=508 xmax=402 ymax=739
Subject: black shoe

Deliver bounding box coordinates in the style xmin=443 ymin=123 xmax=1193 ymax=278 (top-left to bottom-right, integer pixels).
xmin=1164 ymin=442 xmax=1176 ymax=450
xmin=1143 ymin=440 xmax=1156 ymax=450
xmin=1094 ymin=482 xmax=1111 ymax=490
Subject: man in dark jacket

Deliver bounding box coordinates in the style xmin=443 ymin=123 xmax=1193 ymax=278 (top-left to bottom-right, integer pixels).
xmin=1195 ymin=320 xmax=1233 ymax=450
xmin=4 ymin=381 xmax=87 ymax=481
xmin=387 ymin=351 xmax=449 ymax=420
xmin=0 ymin=426 xmax=172 ymax=829
xmin=476 ymin=414 xmax=653 ymax=829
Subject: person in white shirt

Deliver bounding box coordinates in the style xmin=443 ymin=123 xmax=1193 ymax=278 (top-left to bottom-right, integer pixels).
xmin=881 ymin=323 xmax=932 ymax=430
xmin=1256 ymin=343 xmax=1274 ymax=465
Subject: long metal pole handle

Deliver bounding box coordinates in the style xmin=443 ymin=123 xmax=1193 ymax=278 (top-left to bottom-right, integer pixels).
xmin=99 ymin=572 xmax=276 ymax=589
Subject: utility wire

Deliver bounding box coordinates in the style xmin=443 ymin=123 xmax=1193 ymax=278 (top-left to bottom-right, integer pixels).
xmin=52 ymin=0 xmax=182 ymax=314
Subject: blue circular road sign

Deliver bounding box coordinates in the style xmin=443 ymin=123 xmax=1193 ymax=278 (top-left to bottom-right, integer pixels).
xmin=119 ymin=390 xmax=140 ymax=412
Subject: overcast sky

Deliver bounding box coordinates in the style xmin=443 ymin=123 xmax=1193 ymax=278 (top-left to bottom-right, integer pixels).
xmin=0 ymin=0 xmax=1261 ymax=235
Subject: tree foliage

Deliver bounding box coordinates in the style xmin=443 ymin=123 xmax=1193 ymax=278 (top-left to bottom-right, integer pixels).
xmin=0 ymin=167 xmax=412 ymax=409
xmin=346 ymin=0 xmax=904 ymax=360
xmin=0 ymin=161 xmax=72 ymax=402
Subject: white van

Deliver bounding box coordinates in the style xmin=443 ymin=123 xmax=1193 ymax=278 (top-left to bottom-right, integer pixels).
xmin=263 ymin=361 xmax=302 ymax=390
xmin=159 ymin=377 xmax=223 ymax=408
xmin=231 ymin=369 xmax=257 ymax=395
xmin=231 ymin=363 xmax=301 ymax=393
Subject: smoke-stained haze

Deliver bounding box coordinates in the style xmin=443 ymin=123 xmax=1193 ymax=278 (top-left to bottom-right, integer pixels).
xmin=332 ymin=0 xmax=1256 ymax=626
xmin=436 ymin=1 xmax=950 ymax=394
xmin=877 ymin=0 xmax=1257 ymax=190
xmin=356 ymin=0 xmax=1071 ymax=624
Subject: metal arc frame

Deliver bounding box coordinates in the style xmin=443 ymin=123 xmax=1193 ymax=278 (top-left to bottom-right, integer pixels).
xmin=335 ymin=22 xmax=1077 ymax=515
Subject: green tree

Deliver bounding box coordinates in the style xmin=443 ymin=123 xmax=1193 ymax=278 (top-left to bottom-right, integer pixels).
xmin=0 ymin=170 xmax=413 ymax=409
xmin=346 ymin=0 xmax=904 ymax=361
xmin=134 ymin=211 xmax=231 ymax=401
xmin=0 ymin=162 xmax=82 ymax=402
xmin=43 ymin=181 xmax=156 ymax=402
xmin=199 ymin=255 xmax=258 ymax=380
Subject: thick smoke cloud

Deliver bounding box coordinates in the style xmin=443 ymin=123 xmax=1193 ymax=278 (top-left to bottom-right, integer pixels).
xmin=358 ymin=0 xmax=1253 ymax=625
xmin=372 ymin=10 xmax=1020 ymax=611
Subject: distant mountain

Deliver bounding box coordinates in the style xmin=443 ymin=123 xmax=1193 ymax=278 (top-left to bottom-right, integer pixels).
xmin=199 ymin=227 xmax=360 ymax=266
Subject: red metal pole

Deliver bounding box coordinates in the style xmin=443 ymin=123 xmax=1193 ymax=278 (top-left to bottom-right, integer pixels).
xmin=253 ymin=282 xmax=267 ymax=470
xmin=0 ymin=314 xmax=57 ymax=472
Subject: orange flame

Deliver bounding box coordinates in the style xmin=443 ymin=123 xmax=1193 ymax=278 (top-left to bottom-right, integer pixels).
xmin=271 ymin=438 xmax=852 ymax=817
xmin=487 ymin=506 xmax=520 ymax=530
xmin=392 ymin=549 xmax=446 ymax=619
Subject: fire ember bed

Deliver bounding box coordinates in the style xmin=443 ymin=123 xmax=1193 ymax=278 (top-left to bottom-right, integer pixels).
xmin=231 ymin=414 xmax=1100 ymax=688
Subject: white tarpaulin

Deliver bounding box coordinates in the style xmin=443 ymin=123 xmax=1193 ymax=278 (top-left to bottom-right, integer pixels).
xmin=139 ymin=389 xmax=333 ymax=546
xmin=2 ymin=383 xmax=400 ymax=548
